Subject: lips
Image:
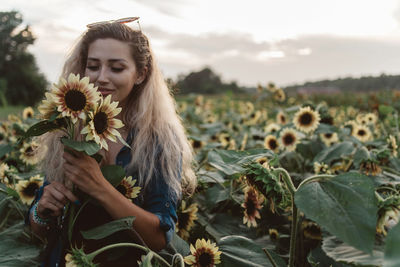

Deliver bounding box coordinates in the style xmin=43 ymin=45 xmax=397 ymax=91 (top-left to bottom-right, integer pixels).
xmin=98 ymin=88 xmax=114 ymax=96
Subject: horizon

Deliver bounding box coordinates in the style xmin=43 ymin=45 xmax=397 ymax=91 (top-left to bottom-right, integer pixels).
xmin=2 ymin=0 xmax=400 ymax=87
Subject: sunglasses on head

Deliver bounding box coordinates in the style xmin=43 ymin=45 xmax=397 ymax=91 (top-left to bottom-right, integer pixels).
xmin=86 ymin=17 xmax=141 ymax=31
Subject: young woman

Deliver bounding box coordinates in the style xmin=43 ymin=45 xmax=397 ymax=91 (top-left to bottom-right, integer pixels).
xmin=28 ymin=19 xmax=196 ymax=266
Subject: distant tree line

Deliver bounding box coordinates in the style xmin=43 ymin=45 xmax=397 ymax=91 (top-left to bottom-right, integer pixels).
xmin=0 ymin=10 xmax=47 ymax=106
xmin=285 ymin=74 xmax=400 ymax=94
xmin=173 ymin=67 xmax=244 ymax=95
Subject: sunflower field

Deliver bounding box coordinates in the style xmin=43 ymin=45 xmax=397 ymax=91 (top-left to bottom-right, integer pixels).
xmin=1 ymin=84 xmax=400 ymax=266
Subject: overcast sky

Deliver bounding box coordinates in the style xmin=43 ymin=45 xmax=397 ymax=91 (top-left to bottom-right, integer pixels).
xmin=2 ymin=0 xmax=400 ymax=87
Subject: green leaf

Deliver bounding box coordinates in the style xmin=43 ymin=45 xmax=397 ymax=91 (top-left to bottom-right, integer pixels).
xmin=23 ymin=120 xmax=62 ymax=138
xmin=218 ymin=235 xmax=277 ymax=267
xmin=379 ymin=105 xmax=394 ymax=117
xmin=315 ymin=123 xmax=339 ymax=134
xmin=0 ymin=144 xmax=13 ymax=158
xmin=295 ymin=173 xmax=378 ymax=253
xmin=384 ymin=221 xmax=400 ymax=267
xmin=322 ymin=236 xmax=383 ymax=266
xmin=204 ymin=185 xmax=230 ymax=209
xmin=6 ymin=187 xmax=19 ymax=198
xmin=208 ymin=149 xmax=274 ymax=176
xmin=101 ymin=165 xmax=126 ymax=187
xmin=61 ymin=137 xmax=100 ymax=156
xmin=308 ymin=246 xmax=353 ymax=267
xmin=313 ymin=141 xmax=355 ymax=164
xmin=81 ymin=216 xmax=135 ymax=240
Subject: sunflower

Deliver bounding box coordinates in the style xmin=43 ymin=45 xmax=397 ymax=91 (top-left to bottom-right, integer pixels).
xmin=16 ymin=175 xmax=43 ymax=205
xmin=269 ymin=228 xmax=279 ymax=241
xmin=184 ymin=239 xmax=222 ymax=267
xmin=352 ymin=124 xmax=372 ymax=142
xmin=320 ymin=132 xmax=338 ymax=147
xmin=264 ymin=123 xmax=281 ymax=134
xmin=313 ymin=162 xmax=331 ymax=174
xmin=245 ymin=111 xmax=261 ymax=125
xmin=0 ymin=163 xmax=10 ymax=185
xmin=242 ymin=186 xmax=264 ymax=228
xmin=22 ymin=107 xmax=34 ymax=120
xmin=116 ymin=176 xmax=141 ymax=199
xmin=264 ymin=135 xmax=279 ymax=153
xmin=302 ymin=220 xmax=322 ymax=240
xmin=255 ymin=157 xmax=271 ymax=169
xmin=365 ymin=113 xmax=378 ymax=125
xmin=279 ymin=128 xmax=300 ymax=152
xmin=65 ymin=253 xmax=78 ymax=267
xmin=360 ymin=161 xmax=382 ymax=176
xmin=191 ymin=139 xmax=206 ymax=150
xmin=267 ymin=82 xmax=277 ymax=92
xmin=19 ymin=141 xmax=41 ymax=165
xmin=176 ymin=200 xmax=198 ymax=240
xmin=377 ymin=206 xmax=400 ymax=236
xmin=293 ymin=106 xmax=320 ymax=133
xmin=81 ymin=95 xmax=124 ymax=150
xmin=343 ymin=120 xmax=358 ymax=135
xmin=194 ymin=95 xmax=204 ymax=107
xmin=7 ymin=114 xmax=21 ymax=123
xmin=218 ymin=133 xmax=231 ymax=148
xmin=276 ymin=111 xmax=287 ymax=125
xmin=256 ymin=84 xmax=264 ymax=93
xmin=52 ymin=73 xmax=101 ymax=123
xmin=38 ymin=92 xmax=58 ymax=120
xmin=388 ymin=135 xmax=398 ymax=157
xmin=273 ymin=88 xmax=286 ymax=102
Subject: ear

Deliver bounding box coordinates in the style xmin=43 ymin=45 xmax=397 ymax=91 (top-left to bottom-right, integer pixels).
xmin=136 ymin=67 xmax=148 ymax=85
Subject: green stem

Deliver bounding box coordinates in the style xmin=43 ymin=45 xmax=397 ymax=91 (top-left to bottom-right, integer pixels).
xmin=87 ymin=242 xmax=170 ymax=266
xmin=375 ymin=191 xmax=385 ymax=203
xmin=262 ymin=248 xmax=278 ymax=267
xmin=296 ymin=174 xmax=334 ymax=191
xmin=289 ymin=202 xmax=299 ymax=267
xmin=68 ymin=200 xmax=89 ymax=243
xmin=274 ymin=168 xmax=297 ymax=267
xmin=274 ymin=168 xmax=296 ymax=195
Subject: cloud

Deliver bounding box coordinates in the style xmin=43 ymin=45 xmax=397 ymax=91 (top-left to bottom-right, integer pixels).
xmin=148 ymin=28 xmax=400 ymax=86
xmin=130 ymin=0 xmax=187 ymax=17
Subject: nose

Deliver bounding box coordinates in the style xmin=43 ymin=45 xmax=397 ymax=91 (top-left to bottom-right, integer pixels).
xmin=97 ymin=66 xmax=109 ymax=84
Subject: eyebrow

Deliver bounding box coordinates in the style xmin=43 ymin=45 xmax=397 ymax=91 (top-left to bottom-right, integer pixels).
xmin=87 ymin=57 xmax=128 ymax=63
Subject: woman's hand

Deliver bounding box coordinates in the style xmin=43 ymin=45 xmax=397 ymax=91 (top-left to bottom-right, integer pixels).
xmin=62 ymin=150 xmax=110 ymax=199
xmin=37 ymin=181 xmax=78 ymax=218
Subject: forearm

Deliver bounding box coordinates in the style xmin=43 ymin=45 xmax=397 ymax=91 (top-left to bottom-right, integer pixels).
xmin=97 ymin=183 xmax=167 ymax=251
xmin=29 ymin=208 xmax=49 ymax=239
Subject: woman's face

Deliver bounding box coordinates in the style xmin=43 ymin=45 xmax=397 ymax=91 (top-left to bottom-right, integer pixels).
xmin=85 ymin=38 xmax=142 ymax=106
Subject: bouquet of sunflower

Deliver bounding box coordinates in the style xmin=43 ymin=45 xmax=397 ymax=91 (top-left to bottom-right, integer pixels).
xmin=24 ymin=73 xmax=128 ymax=153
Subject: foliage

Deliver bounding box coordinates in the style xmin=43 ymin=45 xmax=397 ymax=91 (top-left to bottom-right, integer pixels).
xmin=0 ymin=11 xmax=47 ymax=106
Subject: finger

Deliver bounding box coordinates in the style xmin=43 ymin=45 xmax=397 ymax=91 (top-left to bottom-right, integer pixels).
xmin=63 ymin=162 xmax=80 ymax=176
xmin=63 ymin=151 xmax=78 ymax=164
xmin=37 ymin=200 xmax=62 ymax=218
xmin=49 ymin=181 xmax=79 ymax=203
xmin=48 ymin=189 xmax=68 ymax=206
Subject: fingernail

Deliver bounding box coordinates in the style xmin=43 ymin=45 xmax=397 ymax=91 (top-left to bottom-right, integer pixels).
xmin=74 ymin=200 xmax=81 ymax=205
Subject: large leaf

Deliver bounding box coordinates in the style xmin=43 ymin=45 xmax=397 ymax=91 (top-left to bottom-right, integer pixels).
xmin=208 ymin=149 xmax=274 ymax=176
xmin=23 ymin=119 xmax=62 ymax=138
xmin=384 ymin=221 xmax=400 ymax=267
xmin=313 ymin=141 xmax=355 ymax=164
xmin=308 ymin=246 xmax=353 ymax=267
xmin=101 ymin=165 xmax=126 ymax=187
xmin=81 ymin=216 xmax=135 ymax=240
xmin=0 ymin=143 xmax=13 ymax=158
xmin=218 ymin=235 xmax=284 ymax=267
xmin=61 ymin=137 xmax=100 ymax=156
xmin=322 ymin=236 xmax=383 ymax=266
xmin=295 ymin=173 xmax=378 ymax=253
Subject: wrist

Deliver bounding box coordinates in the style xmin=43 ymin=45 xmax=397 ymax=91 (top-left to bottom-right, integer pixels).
xmin=31 ymin=202 xmax=50 ymax=226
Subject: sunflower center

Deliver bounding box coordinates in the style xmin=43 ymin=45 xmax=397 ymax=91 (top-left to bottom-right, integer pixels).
xmin=280 ymin=115 xmax=286 ymax=124
xmin=198 ymin=252 xmax=213 ymax=267
xmin=324 ymin=133 xmax=332 ymax=139
xmin=300 ymin=113 xmax=313 ymax=125
xmin=246 ymin=196 xmax=257 ymax=216
xmin=283 ymin=134 xmax=294 ymax=145
xmin=178 ymin=212 xmax=190 ymax=230
xmin=116 ymin=184 xmax=127 ymax=196
xmin=358 ymin=129 xmax=366 ymax=136
xmin=65 ymin=90 xmax=87 ymax=111
xmin=193 ymin=140 xmax=202 ymax=149
xmin=93 ymin=112 xmax=108 ymax=134
xmin=269 ymin=139 xmax=278 ymax=150
xmin=23 ymin=182 xmax=39 ymax=197
xmin=25 ymin=146 xmax=34 ymax=155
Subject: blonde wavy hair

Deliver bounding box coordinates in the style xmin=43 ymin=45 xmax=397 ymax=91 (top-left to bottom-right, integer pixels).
xmin=39 ymin=23 xmax=196 ymax=198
